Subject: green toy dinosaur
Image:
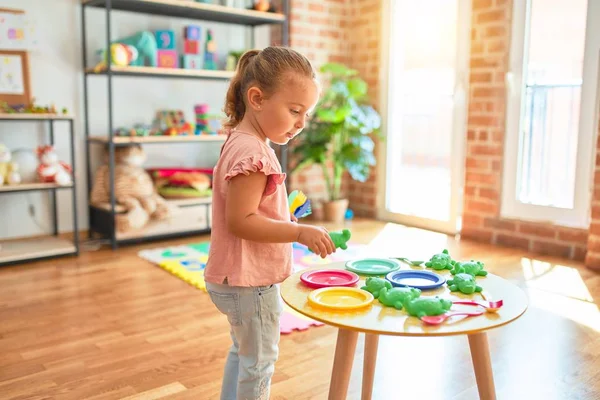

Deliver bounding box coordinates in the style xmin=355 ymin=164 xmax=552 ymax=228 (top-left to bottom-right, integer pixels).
xmin=378 ymin=286 xmax=421 ymax=310
xmin=447 ymin=273 xmax=483 ymax=295
xmin=330 ymin=229 xmax=351 ymax=250
xmin=451 ymin=260 xmax=488 ymax=277
xmin=425 ymin=249 xmax=456 ymax=271
xmin=361 ymin=277 xmax=392 ymax=299
xmin=403 ymin=296 xmax=453 ymax=318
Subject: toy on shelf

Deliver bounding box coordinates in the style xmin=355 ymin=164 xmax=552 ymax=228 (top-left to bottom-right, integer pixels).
xmin=226 ymin=50 xmax=244 ymax=71
xmin=378 ymin=286 xmax=421 ymax=310
xmin=90 ymin=145 xmax=171 ymax=233
xmin=0 ymin=144 xmax=21 ymax=185
xmin=0 ymin=99 xmax=68 ymax=115
xmin=203 ymin=29 xmax=217 ymax=70
xmin=447 ymin=273 xmax=483 ymax=295
xmin=360 ymin=277 xmax=392 ymax=299
xmin=288 ymin=189 xmax=311 ymax=219
xmin=182 ymin=25 xmax=203 ymax=70
xmin=402 ymin=296 xmax=453 ymax=318
xmin=194 ymin=104 xmax=221 ymax=135
xmin=149 ymin=167 xmax=212 ymax=199
xmin=93 ymin=43 xmax=138 ymax=72
xmin=114 ymin=123 xmax=155 ymax=137
xmin=451 ymin=260 xmax=488 ymax=277
xmin=330 ymin=229 xmax=351 ymax=250
xmin=98 ymin=31 xmax=157 ymax=68
xmin=153 ymin=110 xmax=193 ymax=136
xmin=425 ymin=249 xmax=456 ymax=271
xmin=156 ymin=29 xmax=178 ymax=68
xmin=251 ymin=0 xmax=276 ymax=12
xmin=36 ymin=145 xmax=71 ymax=186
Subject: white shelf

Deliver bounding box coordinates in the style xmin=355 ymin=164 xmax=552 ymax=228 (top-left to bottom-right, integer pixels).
xmin=0 ymin=113 xmax=74 ymax=120
xmin=88 ymin=134 xmax=227 ymax=144
xmin=85 ymin=65 xmax=235 ymax=80
xmin=0 ymin=183 xmax=73 ymax=193
xmin=0 ymin=237 xmax=76 ymax=264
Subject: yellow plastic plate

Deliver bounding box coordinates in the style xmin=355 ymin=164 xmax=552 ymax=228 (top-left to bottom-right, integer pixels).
xmin=307 ymin=287 xmax=374 ymax=310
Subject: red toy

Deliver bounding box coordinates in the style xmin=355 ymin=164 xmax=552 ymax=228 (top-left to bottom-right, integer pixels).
xmin=36 ymin=145 xmax=72 ymax=186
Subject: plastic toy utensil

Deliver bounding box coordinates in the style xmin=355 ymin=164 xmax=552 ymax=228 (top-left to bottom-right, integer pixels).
xmin=395 ymin=257 xmax=424 ymax=266
xmin=288 ymin=190 xmax=312 ymax=219
xmin=420 ymin=309 xmax=485 ymax=325
xmin=453 ymin=299 xmax=504 ymax=312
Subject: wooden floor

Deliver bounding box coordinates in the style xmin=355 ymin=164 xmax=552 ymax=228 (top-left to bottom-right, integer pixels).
xmin=1 ymin=218 xmax=599 ymax=399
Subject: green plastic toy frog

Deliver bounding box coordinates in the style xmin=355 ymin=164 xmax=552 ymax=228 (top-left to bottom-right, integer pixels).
xmin=425 ymin=249 xmax=456 ymax=271
xmin=403 ymin=296 xmax=453 ymax=318
xmin=361 ymin=277 xmax=392 ymax=299
xmin=447 ymin=273 xmax=483 ymax=295
xmin=378 ymin=286 xmax=421 ymax=310
xmin=330 ymin=229 xmax=351 ymax=250
xmin=451 ymin=260 xmax=488 ymax=277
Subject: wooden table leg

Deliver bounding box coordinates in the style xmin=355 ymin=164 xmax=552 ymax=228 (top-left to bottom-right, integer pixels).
xmin=361 ymin=333 xmax=379 ymax=400
xmin=328 ymin=328 xmax=359 ymax=400
xmin=468 ymin=332 xmax=496 ymax=400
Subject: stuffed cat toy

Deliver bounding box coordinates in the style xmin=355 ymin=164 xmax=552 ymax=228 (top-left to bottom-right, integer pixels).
xmin=90 ymin=144 xmax=170 ymax=233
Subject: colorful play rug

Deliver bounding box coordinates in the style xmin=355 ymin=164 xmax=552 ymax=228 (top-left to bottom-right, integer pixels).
xmin=138 ymin=241 xmax=367 ymax=334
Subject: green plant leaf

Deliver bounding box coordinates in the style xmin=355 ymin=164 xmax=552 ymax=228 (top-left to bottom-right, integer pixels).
xmin=347 ymin=78 xmax=367 ymax=98
xmin=320 ymin=62 xmax=358 ymax=77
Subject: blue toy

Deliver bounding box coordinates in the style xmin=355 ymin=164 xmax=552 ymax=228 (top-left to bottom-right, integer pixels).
xmin=288 ymin=190 xmax=312 ymax=219
xmin=155 ymin=30 xmax=176 ymax=50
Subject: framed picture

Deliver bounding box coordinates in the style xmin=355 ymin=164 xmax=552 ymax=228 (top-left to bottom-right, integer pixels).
xmin=0 ymin=50 xmax=31 ymax=106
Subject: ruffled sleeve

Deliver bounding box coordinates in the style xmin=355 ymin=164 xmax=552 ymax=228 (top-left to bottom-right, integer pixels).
xmin=224 ymin=155 xmax=286 ymax=196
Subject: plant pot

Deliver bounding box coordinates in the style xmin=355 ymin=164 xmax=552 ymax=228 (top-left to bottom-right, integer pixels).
xmin=323 ymin=199 xmax=349 ymax=223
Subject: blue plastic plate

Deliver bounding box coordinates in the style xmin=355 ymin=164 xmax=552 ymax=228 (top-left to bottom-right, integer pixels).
xmin=385 ymin=270 xmax=446 ymax=290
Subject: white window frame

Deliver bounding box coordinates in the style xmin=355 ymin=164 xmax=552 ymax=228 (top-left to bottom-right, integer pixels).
xmin=502 ymin=0 xmax=600 ymax=228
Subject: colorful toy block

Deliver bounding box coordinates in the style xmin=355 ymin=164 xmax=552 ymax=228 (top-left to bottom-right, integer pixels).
xmin=184 ymin=25 xmax=201 ymax=41
xmin=157 ymin=50 xmax=178 ymax=68
xmin=182 ymin=54 xmax=203 ymax=69
xmin=155 ymin=30 xmax=176 ymax=50
xmin=204 ymin=29 xmax=217 ymax=70
xmin=184 ymin=39 xmax=200 ymax=55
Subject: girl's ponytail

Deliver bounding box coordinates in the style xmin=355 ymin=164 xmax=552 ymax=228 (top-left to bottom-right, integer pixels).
xmin=223 ymin=49 xmax=260 ymax=129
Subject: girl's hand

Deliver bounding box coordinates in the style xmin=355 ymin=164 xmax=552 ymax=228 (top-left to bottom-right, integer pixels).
xmin=297 ymin=225 xmax=335 ymax=258
xmin=291 ymin=214 xmax=298 ymax=223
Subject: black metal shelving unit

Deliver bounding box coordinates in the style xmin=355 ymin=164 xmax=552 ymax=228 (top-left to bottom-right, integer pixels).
xmin=80 ymin=0 xmax=289 ymax=249
xmin=0 ymin=114 xmax=79 ymax=266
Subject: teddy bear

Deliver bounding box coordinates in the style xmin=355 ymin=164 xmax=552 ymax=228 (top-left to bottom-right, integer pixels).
xmin=0 ymin=144 xmax=22 ymax=186
xmin=36 ymin=145 xmax=72 ymax=186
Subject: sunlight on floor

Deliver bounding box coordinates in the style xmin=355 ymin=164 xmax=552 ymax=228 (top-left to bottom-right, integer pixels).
xmin=521 ymin=258 xmax=599 ymax=331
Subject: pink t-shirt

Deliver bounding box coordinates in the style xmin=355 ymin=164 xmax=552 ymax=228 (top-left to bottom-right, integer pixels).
xmin=204 ymin=130 xmax=293 ymax=287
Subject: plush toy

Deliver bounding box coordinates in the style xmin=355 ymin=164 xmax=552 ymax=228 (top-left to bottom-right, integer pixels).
xmin=36 ymin=145 xmax=72 ymax=186
xmin=0 ymin=144 xmax=21 ymax=186
xmin=94 ymin=43 xmax=138 ymax=72
xmin=90 ymin=145 xmax=171 ymax=233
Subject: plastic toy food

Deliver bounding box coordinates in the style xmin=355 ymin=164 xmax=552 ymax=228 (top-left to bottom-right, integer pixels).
xmin=425 ymin=249 xmax=456 ymax=271
xmin=447 ymin=273 xmax=483 ymax=295
xmin=403 ymin=296 xmax=453 ymax=318
xmin=378 ymin=286 xmax=421 ymax=310
xmin=360 ymin=277 xmax=392 ymax=298
xmin=451 ymin=260 xmax=488 ymax=277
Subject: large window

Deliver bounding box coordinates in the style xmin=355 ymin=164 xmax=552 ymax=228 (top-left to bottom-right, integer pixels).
xmin=502 ymin=0 xmax=599 ymax=227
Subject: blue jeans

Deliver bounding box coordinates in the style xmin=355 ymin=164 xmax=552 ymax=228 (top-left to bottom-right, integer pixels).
xmin=206 ymin=281 xmax=283 ymax=400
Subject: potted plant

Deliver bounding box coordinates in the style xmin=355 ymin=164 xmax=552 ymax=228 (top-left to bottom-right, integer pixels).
xmin=290 ymin=63 xmax=382 ymax=222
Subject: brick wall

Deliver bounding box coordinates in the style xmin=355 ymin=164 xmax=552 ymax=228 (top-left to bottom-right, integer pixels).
xmin=462 ymin=0 xmax=589 ymax=261
xmin=285 ymin=0 xmax=381 ymax=219
xmin=585 ymin=126 xmax=600 ymax=269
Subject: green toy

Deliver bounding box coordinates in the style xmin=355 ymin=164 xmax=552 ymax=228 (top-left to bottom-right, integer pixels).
xmin=112 ymin=31 xmax=158 ymax=67
xmin=447 ymin=273 xmax=483 ymax=295
xmin=403 ymin=296 xmax=453 ymax=318
xmin=451 ymin=260 xmax=488 ymax=277
xmin=360 ymin=277 xmax=392 ymax=299
xmin=330 ymin=229 xmax=351 ymax=250
xmin=378 ymin=286 xmax=421 ymax=310
xmin=425 ymin=249 xmax=456 ymax=271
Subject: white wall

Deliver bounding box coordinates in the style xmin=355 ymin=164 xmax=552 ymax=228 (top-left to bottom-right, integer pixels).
xmin=0 ymin=0 xmax=271 ymax=240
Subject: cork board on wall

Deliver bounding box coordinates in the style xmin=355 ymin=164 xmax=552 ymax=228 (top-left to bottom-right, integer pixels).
xmin=0 ymin=8 xmax=31 ymax=107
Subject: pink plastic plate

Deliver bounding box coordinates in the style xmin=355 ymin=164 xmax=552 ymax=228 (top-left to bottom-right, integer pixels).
xmin=300 ymin=269 xmax=360 ymax=289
